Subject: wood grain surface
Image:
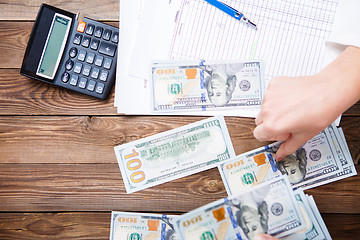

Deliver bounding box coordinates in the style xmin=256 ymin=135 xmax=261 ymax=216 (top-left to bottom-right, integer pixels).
xmin=1 ymin=212 xmax=359 ymax=240
xmin=0 ymin=0 xmax=359 ymax=239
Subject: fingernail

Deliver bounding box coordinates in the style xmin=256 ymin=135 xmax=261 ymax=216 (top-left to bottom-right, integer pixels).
xmin=254 ymin=234 xmax=273 ymax=240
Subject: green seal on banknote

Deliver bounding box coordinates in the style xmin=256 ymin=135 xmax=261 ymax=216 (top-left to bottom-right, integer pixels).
xmin=242 ymin=172 xmax=255 ymax=185
xmin=201 ymin=231 xmax=214 ymax=240
xmin=128 ymin=232 xmax=141 ymax=240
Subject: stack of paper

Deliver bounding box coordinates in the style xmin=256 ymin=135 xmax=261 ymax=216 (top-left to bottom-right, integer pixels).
xmin=115 ymin=0 xmax=338 ymax=117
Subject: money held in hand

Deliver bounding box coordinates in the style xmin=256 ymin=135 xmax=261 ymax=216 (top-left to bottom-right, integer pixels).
xmin=218 ymin=124 xmax=357 ymax=196
xmin=114 ymin=116 xmax=235 ymax=193
xmin=151 ymin=60 xmax=265 ymax=113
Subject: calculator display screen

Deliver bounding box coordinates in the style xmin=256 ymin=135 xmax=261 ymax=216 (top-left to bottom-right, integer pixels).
xmin=36 ymin=13 xmax=72 ymax=80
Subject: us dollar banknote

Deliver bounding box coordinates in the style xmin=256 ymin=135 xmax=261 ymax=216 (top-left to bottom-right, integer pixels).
xmin=151 ymin=60 xmax=265 ymax=113
xmin=114 ymin=116 xmax=235 ymax=193
xmin=174 ymin=176 xmax=305 ymax=240
xmin=110 ymin=211 xmax=179 ymax=240
xmin=296 ymin=124 xmax=356 ymax=190
xmin=282 ymin=190 xmax=331 ymax=240
xmin=219 ymin=124 xmax=356 ymax=195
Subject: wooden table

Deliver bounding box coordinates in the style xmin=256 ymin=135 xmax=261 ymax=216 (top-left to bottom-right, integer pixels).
xmin=0 ymin=1 xmax=359 ymax=239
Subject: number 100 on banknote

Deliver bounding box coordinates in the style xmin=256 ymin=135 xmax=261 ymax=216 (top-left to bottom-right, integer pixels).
xmin=151 ymin=61 xmax=265 ymax=113
xmin=114 ymin=116 xmax=235 ymax=193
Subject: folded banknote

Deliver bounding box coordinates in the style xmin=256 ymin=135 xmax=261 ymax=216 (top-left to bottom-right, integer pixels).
xmin=151 ymin=60 xmax=265 ymax=113
xmin=114 ymin=116 xmax=235 ymax=193
xmin=110 ymin=211 xmax=179 ymax=240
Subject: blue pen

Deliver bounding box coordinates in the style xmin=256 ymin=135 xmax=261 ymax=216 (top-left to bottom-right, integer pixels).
xmin=204 ymin=0 xmax=257 ymax=29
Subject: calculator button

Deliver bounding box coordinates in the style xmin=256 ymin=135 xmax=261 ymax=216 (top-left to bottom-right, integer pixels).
xmin=79 ymin=78 xmax=87 ymax=89
xmin=99 ymin=42 xmax=116 ymax=57
xmin=65 ymin=60 xmax=74 ymax=71
xmin=78 ymin=50 xmax=86 ymax=61
xmin=90 ymin=39 xmax=100 ymax=50
xmin=82 ymin=65 xmax=91 ymax=76
xmin=99 ymin=70 xmax=108 ymax=81
xmin=73 ymin=62 xmax=83 ymax=74
xmin=61 ymin=72 xmax=70 ymax=83
xmin=111 ymin=31 xmax=119 ymax=43
xmin=73 ymin=34 xmax=82 ymax=45
xmin=103 ymin=58 xmax=112 ymax=69
xmin=103 ymin=29 xmax=112 ymax=41
xmin=94 ymin=26 xmax=103 ymax=38
xmin=91 ymin=68 xmax=100 ymax=79
xmin=85 ymin=24 xmax=95 ymax=35
xmin=95 ymin=82 xmax=105 ymax=94
xmin=69 ymin=47 xmax=78 ymax=58
xmin=86 ymin=53 xmax=95 ymax=64
xmin=77 ymin=21 xmax=86 ymax=33
xmin=94 ymin=55 xmax=104 ymax=66
xmin=70 ymin=75 xmax=78 ymax=86
xmin=82 ymin=36 xmax=91 ymax=48
xmin=87 ymin=80 xmax=96 ymax=91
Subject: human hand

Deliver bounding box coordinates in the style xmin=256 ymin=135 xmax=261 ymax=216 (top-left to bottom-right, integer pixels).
xmin=254 ymin=46 xmax=360 ymax=161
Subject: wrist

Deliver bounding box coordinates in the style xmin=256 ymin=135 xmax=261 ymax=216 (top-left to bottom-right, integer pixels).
xmin=318 ymin=45 xmax=360 ymax=115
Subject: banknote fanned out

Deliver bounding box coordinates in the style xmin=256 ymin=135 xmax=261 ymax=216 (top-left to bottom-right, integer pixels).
xmin=110 ymin=211 xmax=179 ymax=240
xmin=281 ymin=190 xmax=332 ymax=240
xmin=151 ymin=60 xmax=265 ymax=113
xmin=174 ymin=176 xmax=305 ymax=240
xmin=218 ymin=123 xmax=357 ymax=196
xmin=114 ymin=116 xmax=235 ymax=193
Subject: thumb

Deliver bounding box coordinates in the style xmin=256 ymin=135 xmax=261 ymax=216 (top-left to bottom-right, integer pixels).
xmin=254 ymin=234 xmax=279 ymax=240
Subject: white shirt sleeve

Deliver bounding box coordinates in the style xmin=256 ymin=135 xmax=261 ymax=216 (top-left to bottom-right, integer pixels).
xmin=325 ymin=0 xmax=360 ymax=62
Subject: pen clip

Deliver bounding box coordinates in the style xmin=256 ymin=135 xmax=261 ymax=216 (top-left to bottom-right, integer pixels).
xmin=204 ymin=0 xmax=257 ymax=29
xmin=219 ymin=1 xmax=243 ymax=20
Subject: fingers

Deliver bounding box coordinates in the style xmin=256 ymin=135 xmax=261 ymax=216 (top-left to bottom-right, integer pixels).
xmin=253 ymin=124 xmax=291 ymax=142
xmin=254 ymin=234 xmax=279 ymax=240
xmin=275 ymin=134 xmax=307 ymax=161
xmin=253 ymin=124 xmax=272 ymax=141
xmin=255 ymin=111 xmax=263 ymax=126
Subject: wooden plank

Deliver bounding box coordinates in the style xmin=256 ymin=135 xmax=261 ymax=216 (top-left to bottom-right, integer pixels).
xmin=0 ymin=163 xmax=359 ymax=213
xmin=0 ymin=70 xmax=117 ymax=115
xmin=0 ymin=0 xmax=119 ymax=21
xmin=0 ymin=212 xmax=112 ymax=239
xmin=1 ymin=116 xmax=359 ymax=164
xmin=340 ymin=116 xmax=360 ymax=164
xmin=0 ymin=116 xmax=265 ymax=163
xmin=0 ymin=22 xmax=118 ymax=69
xmin=0 ymin=212 xmax=360 ymax=239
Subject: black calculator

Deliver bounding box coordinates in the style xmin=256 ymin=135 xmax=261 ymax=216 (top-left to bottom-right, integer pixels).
xmin=20 ymin=4 xmax=118 ymax=99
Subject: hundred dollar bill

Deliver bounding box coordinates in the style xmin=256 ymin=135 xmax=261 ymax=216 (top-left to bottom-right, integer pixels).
xmin=297 ymin=125 xmax=357 ymax=190
xmin=282 ymin=190 xmax=329 ymax=240
xmin=218 ymin=153 xmax=281 ymax=195
xmin=110 ymin=211 xmax=179 ymax=240
xmin=306 ymin=195 xmax=332 ymax=240
xmin=150 ymin=60 xmax=265 ymax=113
xmin=219 ymin=126 xmax=349 ymax=195
xmin=114 ymin=116 xmax=235 ymax=193
xmin=174 ymin=176 xmax=305 ymax=240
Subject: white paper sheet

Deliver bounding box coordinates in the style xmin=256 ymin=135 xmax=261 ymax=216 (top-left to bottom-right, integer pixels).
xmin=117 ymin=0 xmax=339 ymax=116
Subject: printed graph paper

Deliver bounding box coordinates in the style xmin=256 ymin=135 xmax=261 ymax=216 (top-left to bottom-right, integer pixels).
xmin=168 ymin=0 xmax=338 ymax=82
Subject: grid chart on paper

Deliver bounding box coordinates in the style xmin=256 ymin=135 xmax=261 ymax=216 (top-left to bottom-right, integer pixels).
xmin=168 ymin=0 xmax=338 ymax=82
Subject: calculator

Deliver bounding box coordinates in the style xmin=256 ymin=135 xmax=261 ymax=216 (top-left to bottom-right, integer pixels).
xmin=20 ymin=4 xmax=118 ymax=99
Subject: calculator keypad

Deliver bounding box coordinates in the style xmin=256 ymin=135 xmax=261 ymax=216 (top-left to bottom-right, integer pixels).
xmin=58 ymin=17 xmax=118 ymax=99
